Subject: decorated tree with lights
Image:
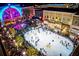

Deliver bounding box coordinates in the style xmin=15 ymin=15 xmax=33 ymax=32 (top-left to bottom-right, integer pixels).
xmin=15 ymin=35 xmax=24 ymax=49
xmin=26 ymin=46 xmax=38 ymax=56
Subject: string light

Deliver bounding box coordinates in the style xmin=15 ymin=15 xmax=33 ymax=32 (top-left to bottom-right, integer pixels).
xmin=22 ymin=51 xmax=26 ymax=55
xmin=2 ymin=40 xmax=5 ymax=43
xmin=0 ymin=34 xmax=2 ymax=37
xmin=13 ymin=40 xmax=16 ymax=42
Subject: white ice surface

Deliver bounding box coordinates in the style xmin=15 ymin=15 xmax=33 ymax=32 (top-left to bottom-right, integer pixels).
xmin=24 ymin=27 xmax=74 ymax=56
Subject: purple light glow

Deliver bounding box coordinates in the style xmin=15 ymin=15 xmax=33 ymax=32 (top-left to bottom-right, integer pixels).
xmin=3 ymin=7 xmax=20 ymax=21
xmin=14 ymin=24 xmax=22 ymax=30
xmin=14 ymin=23 xmax=26 ymax=30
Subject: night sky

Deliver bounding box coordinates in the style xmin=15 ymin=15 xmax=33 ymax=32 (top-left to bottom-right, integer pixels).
xmin=0 ymin=3 xmax=65 ymax=7
xmin=0 ymin=3 xmax=78 ymax=14
xmin=0 ymin=3 xmax=49 ymax=7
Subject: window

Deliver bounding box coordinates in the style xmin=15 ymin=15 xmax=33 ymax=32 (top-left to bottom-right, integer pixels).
xmin=47 ymin=16 xmax=49 ymax=18
xmin=73 ymin=17 xmax=79 ymax=26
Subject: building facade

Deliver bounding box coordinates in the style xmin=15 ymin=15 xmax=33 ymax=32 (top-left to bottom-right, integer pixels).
xmin=70 ymin=15 xmax=79 ymax=40
xmin=43 ymin=10 xmax=74 ymax=36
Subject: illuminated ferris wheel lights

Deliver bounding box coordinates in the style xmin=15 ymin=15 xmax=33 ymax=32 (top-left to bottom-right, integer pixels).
xmin=0 ymin=5 xmax=22 ymax=26
xmin=8 ymin=4 xmax=11 ymax=6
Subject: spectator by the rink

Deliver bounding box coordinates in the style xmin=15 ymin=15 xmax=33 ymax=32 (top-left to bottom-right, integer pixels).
xmin=74 ymin=33 xmax=79 ymax=46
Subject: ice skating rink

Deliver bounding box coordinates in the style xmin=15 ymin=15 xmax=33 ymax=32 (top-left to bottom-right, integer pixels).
xmin=24 ymin=27 xmax=74 ymax=56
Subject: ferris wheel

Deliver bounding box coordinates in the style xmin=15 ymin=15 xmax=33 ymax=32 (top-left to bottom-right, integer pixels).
xmin=2 ymin=6 xmax=21 ymax=21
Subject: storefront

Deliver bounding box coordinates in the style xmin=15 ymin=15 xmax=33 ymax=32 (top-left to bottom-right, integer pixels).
xmin=70 ymin=28 xmax=79 ymax=40
xmin=61 ymin=23 xmax=70 ymax=36
xmin=69 ymin=15 xmax=79 ymax=41
xmin=43 ymin=10 xmax=73 ymax=36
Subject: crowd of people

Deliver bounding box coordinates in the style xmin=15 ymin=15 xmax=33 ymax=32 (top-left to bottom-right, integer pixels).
xmin=0 ymin=15 xmax=78 ymax=56
xmin=0 ymin=16 xmax=43 ymax=56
